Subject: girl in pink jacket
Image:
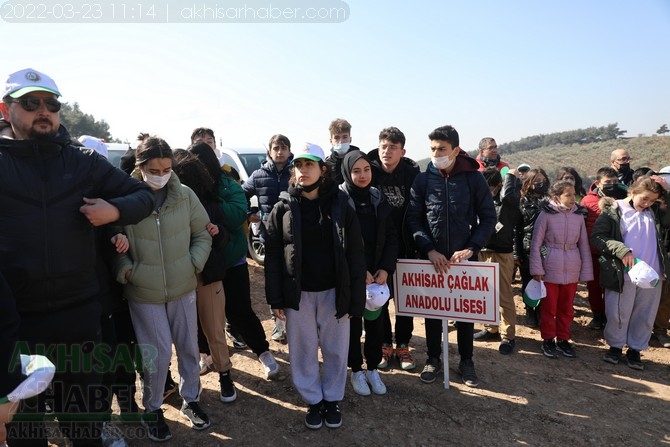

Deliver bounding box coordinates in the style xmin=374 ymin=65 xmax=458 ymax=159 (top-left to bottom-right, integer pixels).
xmin=530 ymin=180 xmax=594 ymax=359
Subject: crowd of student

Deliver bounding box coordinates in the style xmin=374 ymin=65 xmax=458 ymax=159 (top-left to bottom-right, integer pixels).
xmin=1 ymin=68 xmax=669 ymax=446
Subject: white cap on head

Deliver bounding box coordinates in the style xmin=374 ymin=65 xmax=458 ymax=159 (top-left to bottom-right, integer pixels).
xmin=3 ymin=68 xmax=61 ymax=99
xmin=658 ymin=166 xmax=670 ymax=175
xmin=292 ymin=142 xmax=325 ymax=163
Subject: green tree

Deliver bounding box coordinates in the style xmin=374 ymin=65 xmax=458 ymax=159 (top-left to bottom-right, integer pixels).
xmin=60 ymin=102 xmax=112 ymax=140
xmin=657 ymin=124 xmax=669 ymax=135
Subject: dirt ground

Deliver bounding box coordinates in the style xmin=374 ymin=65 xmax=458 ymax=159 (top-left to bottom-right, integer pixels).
xmin=55 ymin=260 xmax=670 ymax=446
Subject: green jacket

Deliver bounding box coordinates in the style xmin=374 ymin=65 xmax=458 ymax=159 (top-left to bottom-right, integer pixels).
xmin=113 ymin=172 xmax=212 ymax=304
xmin=591 ymin=195 xmax=670 ymax=292
xmin=218 ymin=171 xmax=249 ymax=269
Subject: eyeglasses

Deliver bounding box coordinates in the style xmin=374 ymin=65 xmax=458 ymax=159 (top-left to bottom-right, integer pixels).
xmin=615 ymin=157 xmax=631 ymax=163
xmin=6 ymin=97 xmax=61 ymax=113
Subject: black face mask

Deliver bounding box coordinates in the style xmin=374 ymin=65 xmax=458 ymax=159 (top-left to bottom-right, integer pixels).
xmin=618 ymin=163 xmax=631 ymax=174
xmin=601 ymin=184 xmax=628 ymax=199
xmin=299 ymin=177 xmax=322 ymax=193
xmin=533 ymin=182 xmax=548 ymax=195
xmin=481 ymin=155 xmax=500 ymax=168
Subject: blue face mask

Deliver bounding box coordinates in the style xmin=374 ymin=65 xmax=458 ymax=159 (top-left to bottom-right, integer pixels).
xmin=332 ymin=142 xmax=350 ymax=155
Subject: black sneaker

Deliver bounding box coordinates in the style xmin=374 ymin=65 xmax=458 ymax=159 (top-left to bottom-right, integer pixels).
xmin=219 ymin=371 xmax=237 ymax=403
xmin=142 ymin=409 xmax=172 ymax=442
xmin=498 ymin=339 xmax=515 ymax=355
xmin=625 ymin=348 xmax=644 ymax=370
xmin=556 ymin=340 xmax=576 ymax=358
xmin=420 ymin=357 xmax=441 ymax=384
xmin=542 ymin=339 xmax=559 ymax=359
xmin=458 ymin=359 xmax=479 ymax=388
xmin=225 ymin=323 xmax=248 ymax=350
xmin=587 ymin=313 xmax=606 ymax=330
xmin=323 ymin=401 xmax=342 ymax=429
xmin=304 ymin=401 xmax=323 ymax=430
xmin=603 ymin=346 xmax=622 ymax=364
xmin=180 ymin=401 xmax=211 ymax=430
xmin=163 ymin=373 xmax=177 ymax=400
xmin=474 ymin=329 xmax=501 ymax=341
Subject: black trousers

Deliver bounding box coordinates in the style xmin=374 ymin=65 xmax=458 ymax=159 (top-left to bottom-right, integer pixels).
xmin=99 ymin=305 xmax=139 ymax=417
xmin=348 ymin=315 xmax=384 ymax=372
xmin=381 ymin=305 xmax=414 ymax=345
xmin=7 ymin=300 xmax=104 ymax=447
xmin=224 ymin=263 xmax=270 ymax=356
xmin=425 ymin=319 xmax=474 ymax=362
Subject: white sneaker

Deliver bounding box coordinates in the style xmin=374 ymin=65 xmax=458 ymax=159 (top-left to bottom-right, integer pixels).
xmin=259 ymin=351 xmax=280 ymax=379
xmin=199 ymin=354 xmax=213 ymax=375
xmin=365 ymin=369 xmax=387 ymax=395
xmin=350 ymin=370 xmax=371 ymax=396
xmin=271 ymin=319 xmax=286 ymax=341
xmin=101 ymin=421 xmax=128 ymax=447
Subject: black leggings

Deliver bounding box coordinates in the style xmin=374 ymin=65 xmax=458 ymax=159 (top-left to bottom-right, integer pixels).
xmin=223 ymin=262 xmax=270 ymax=356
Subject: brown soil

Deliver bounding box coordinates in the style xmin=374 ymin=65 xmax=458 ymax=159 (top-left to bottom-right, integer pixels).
xmin=65 ymin=260 xmax=670 ymax=446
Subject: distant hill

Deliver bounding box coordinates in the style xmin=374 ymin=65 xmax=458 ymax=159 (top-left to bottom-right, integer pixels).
xmin=417 ymin=135 xmax=670 ymax=183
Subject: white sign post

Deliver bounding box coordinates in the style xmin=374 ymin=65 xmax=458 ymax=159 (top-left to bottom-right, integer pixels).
xmin=394 ymin=259 xmax=499 ymax=389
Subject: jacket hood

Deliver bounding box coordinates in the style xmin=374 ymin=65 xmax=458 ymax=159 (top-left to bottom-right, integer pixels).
xmin=541 ymin=198 xmax=589 ymax=217
xmin=598 ymin=196 xmax=617 ymax=212
xmin=427 ymin=149 xmax=479 ymax=177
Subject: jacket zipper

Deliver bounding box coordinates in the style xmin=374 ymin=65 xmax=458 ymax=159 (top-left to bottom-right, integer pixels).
xmin=155 ymin=212 xmax=169 ymax=301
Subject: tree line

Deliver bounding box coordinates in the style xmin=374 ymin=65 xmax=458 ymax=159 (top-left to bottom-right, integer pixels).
xmin=497 ymin=123 xmax=627 ymax=155
xmin=60 ymin=102 xmax=115 ymax=142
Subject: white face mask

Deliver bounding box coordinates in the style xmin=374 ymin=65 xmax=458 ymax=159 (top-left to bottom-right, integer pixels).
xmin=332 ymin=142 xmax=350 ymax=155
xmin=431 ymin=155 xmax=454 ymax=170
xmin=142 ymin=171 xmax=170 ymax=190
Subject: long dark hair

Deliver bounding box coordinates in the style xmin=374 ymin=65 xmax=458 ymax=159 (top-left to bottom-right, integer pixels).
xmin=187 ymin=142 xmax=223 ymax=189
xmin=556 ymin=166 xmax=586 ymax=197
xmin=521 ymin=168 xmax=549 ymax=198
xmin=172 ymin=149 xmax=217 ymax=203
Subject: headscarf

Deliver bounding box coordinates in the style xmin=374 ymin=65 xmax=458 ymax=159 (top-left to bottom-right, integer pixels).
xmin=341 ymin=150 xmax=372 ymax=202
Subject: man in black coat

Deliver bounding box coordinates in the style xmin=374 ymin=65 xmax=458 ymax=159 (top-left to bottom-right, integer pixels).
xmin=0 ymin=68 xmax=154 ymax=447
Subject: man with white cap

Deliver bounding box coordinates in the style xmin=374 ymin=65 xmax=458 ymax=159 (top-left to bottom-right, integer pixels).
xmin=0 ymin=68 xmax=154 ymax=446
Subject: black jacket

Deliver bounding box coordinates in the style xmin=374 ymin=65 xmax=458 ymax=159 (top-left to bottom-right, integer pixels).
xmin=325 ymin=145 xmax=361 ymax=185
xmin=367 ymin=149 xmax=420 ymax=257
xmin=515 ymin=194 xmax=546 ymax=261
xmin=484 ymin=173 xmax=522 ymax=253
xmin=0 ymin=272 xmax=21 ymax=398
xmin=264 ymin=183 xmax=366 ymax=318
xmin=407 ymin=152 xmax=497 ymax=259
xmin=340 ymin=183 xmax=399 ymax=275
xmin=0 ymin=123 xmax=154 ymax=315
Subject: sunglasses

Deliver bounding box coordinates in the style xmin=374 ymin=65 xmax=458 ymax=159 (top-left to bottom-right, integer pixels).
xmin=6 ymin=97 xmax=62 ymax=113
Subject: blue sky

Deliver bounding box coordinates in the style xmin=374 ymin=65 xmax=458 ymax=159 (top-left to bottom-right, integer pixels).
xmin=2 ymin=0 xmax=668 ymax=161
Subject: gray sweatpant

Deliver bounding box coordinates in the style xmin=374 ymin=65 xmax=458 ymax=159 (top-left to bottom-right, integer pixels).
xmin=604 ymin=281 xmax=663 ymax=351
xmin=285 ymin=288 xmax=350 ymax=405
xmin=129 ymin=290 xmax=201 ymax=412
